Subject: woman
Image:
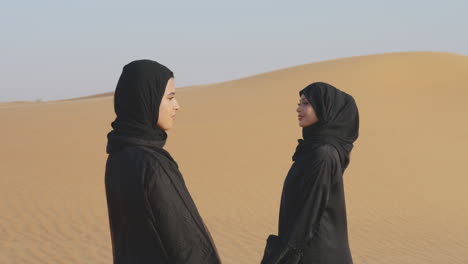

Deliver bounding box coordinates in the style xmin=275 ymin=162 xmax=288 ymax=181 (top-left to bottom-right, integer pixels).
xmin=105 ymin=60 xmax=221 ymax=264
xmin=261 ymin=82 xmax=359 ymax=264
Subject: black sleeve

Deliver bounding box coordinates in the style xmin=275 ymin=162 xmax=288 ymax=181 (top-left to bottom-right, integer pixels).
xmin=105 ymin=150 xmax=170 ymax=264
xmin=143 ymin=154 xmax=222 ymax=264
xmin=261 ymin=153 xmax=335 ymax=264
xmin=141 ymin=160 xmax=171 ymax=263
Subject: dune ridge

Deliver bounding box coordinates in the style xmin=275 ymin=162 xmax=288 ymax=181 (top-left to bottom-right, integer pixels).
xmin=1 ymin=51 xmax=467 ymax=263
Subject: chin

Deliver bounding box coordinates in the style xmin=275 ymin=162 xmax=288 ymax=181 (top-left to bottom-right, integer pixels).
xmin=157 ymin=122 xmax=172 ymax=131
xmin=165 ymin=123 xmax=174 ymax=131
xmin=299 ymin=121 xmax=316 ymax=128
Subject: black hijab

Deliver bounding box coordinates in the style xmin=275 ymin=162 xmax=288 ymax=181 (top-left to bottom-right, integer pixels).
xmin=293 ymin=82 xmax=359 ymax=170
xmin=106 ymin=59 xmax=174 ymax=153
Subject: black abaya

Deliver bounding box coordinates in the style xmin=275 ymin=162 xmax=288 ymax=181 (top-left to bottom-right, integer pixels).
xmin=105 ymin=60 xmax=221 ymax=264
xmin=261 ymin=82 xmax=359 ymax=264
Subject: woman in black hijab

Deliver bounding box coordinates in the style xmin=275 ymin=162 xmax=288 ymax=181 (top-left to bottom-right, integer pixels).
xmin=261 ymin=82 xmax=359 ymax=264
xmin=105 ymin=60 xmax=221 ymax=264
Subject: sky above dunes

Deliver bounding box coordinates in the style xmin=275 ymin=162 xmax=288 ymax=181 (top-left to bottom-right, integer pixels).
xmin=1 ymin=0 xmax=467 ymax=102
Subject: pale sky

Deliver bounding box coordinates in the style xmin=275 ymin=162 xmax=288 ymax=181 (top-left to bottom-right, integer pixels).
xmin=1 ymin=0 xmax=467 ymax=102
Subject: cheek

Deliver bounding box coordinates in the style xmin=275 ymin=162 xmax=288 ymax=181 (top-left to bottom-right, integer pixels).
xmin=159 ymin=102 xmax=169 ymax=119
xmin=303 ymin=106 xmax=317 ymax=123
xmin=305 ymin=106 xmax=314 ymax=117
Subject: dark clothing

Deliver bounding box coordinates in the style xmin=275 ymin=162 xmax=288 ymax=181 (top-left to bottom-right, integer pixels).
xmin=267 ymin=144 xmax=352 ymax=263
xmin=105 ymin=60 xmax=221 ymax=263
xmin=261 ymin=82 xmax=358 ymax=264
xmin=105 ymin=136 xmax=221 ymax=264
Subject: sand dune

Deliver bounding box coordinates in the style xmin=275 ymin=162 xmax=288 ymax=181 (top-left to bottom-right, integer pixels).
xmin=1 ymin=51 xmax=467 ymax=263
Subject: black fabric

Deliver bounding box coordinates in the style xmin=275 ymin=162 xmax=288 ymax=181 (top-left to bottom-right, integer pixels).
xmin=261 ymin=83 xmax=358 ymax=264
xmin=105 ymin=60 xmax=221 ymax=264
xmin=108 ymin=59 xmax=173 ymax=141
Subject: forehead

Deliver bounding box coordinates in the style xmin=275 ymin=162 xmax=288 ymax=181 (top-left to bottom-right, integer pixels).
xmin=164 ymin=78 xmax=175 ymax=94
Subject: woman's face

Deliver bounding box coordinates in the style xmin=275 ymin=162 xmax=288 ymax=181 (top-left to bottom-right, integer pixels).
xmin=297 ymin=94 xmax=319 ymax=127
xmin=157 ymin=78 xmax=180 ymax=130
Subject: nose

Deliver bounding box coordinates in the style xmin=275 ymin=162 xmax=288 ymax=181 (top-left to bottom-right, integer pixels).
xmin=174 ymin=99 xmax=180 ymax=110
xmin=296 ymin=105 xmax=301 ymax=113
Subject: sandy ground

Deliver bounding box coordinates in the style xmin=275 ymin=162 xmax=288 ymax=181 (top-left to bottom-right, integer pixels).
xmin=1 ymin=51 xmax=467 ymax=263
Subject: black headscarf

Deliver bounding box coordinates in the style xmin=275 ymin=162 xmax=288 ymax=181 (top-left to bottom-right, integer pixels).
xmin=293 ymin=82 xmax=359 ymax=169
xmin=106 ymin=59 xmax=174 ymax=153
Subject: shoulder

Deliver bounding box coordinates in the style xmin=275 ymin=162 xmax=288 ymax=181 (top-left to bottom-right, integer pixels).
xmin=107 ymin=146 xmax=163 ymax=170
xmin=296 ymin=144 xmax=341 ymax=175
xmin=299 ymin=144 xmax=342 ymax=184
xmin=307 ymin=144 xmax=340 ymax=163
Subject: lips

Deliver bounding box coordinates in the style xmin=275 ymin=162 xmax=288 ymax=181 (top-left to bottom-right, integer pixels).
xmin=298 ymin=115 xmax=303 ymax=120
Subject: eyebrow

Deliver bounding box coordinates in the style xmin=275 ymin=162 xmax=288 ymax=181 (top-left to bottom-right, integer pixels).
xmin=168 ymin=92 xmax=176 ymax=96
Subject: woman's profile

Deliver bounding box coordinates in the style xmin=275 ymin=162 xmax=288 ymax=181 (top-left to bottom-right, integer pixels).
xmin=261 ymin=82 xmax=359 ymax=264
xmin=105 ymin=60 xmax=221 ymax=263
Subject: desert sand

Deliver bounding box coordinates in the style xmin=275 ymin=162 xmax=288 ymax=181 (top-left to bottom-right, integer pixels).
xmin=1 ymin=52 xmax=467 ymax=263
